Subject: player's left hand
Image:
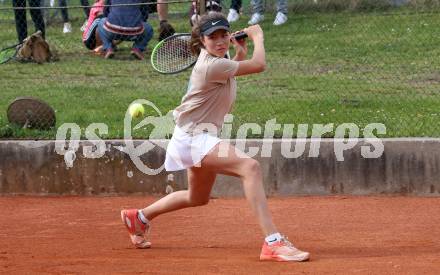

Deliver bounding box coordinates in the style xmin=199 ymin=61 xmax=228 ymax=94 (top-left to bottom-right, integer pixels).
xmin=231 ymin=31 xmax=247 ymax=60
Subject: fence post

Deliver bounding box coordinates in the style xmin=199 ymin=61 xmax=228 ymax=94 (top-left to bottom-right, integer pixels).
xmin=199 ymin=0 xmax=206 ymax=15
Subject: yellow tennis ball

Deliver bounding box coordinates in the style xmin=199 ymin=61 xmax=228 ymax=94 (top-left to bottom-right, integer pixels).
xmin=129 ymin=103 xmax=145 ymax=118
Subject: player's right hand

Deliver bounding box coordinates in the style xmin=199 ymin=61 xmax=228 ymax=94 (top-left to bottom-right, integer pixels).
xmin=231 ymin=31 xmax=248 ymax=60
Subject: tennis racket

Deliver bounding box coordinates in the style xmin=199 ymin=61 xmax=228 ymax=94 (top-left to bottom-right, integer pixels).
xmin=0 ymin=43 xmax=21 ymax=65
xmin=150 ymin=31 xmax=248 ymax=74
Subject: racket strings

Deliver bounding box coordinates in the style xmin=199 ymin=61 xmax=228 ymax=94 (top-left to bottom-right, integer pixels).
xmin=153 ymin=36 xmax=197 ymax=73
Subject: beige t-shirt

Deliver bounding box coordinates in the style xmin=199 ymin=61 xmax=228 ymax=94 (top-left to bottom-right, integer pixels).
xmin=173 ymin=49 xmax=239 ymax=135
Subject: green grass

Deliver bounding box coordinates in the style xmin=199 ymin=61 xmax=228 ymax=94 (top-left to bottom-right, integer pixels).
xmin=0 ymin=6 xmax=439 ymax=138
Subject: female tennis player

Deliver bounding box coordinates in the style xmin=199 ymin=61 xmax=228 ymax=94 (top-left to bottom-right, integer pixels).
xmin=121 ymin=12 xmax=310 ymax=262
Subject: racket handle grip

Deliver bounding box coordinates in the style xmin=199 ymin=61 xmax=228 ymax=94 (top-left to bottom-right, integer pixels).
xmin=232 ymin=31 xmax=248 ymax=40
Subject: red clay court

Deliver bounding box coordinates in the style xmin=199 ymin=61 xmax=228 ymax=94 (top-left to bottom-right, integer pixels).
xmin=1 ymin=196 xmax=439 ymax=274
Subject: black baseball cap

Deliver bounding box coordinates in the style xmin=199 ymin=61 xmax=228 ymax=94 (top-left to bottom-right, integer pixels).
xmin=200 ymin=18 xmax=230 ymax=36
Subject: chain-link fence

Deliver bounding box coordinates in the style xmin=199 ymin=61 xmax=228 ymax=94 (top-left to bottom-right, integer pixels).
xmin=0 ymin=0 xmax=439 ymax=139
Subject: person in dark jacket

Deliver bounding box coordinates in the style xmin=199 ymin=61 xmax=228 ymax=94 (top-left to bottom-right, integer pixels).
xmin=97 ymin=0 xmax=153 ymax=60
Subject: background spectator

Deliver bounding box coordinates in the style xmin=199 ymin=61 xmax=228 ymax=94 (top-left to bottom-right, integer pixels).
xmin=248 ymin=0 xmax=288 ymax=26
xmin=227 ymin=0 xmax=241 ymax=22
xmin=49 ymin=0 xmax=91 ymax=33
xmin=80 ymin=0 xmax=91 ymax=31
xmin=82 ymin=0 xmax=104 ymax=51
xmin=97 ymin=0 xmax=153 ymax=60
xmin=13 ymin=0 xmax=46 ymax=43
xmin=157 ymin=0 xmax=175 ymax=41
xmin=58 ymin=0 xmax=72 ymax=33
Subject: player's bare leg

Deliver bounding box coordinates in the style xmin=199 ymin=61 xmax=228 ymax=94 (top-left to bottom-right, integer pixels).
xmin=141 ymin=141 xmax=277 ymax=235
xmin=122 ymin=168 xmax=216 ymax=248
xmin=139 ymin=168 xmax=217 ymax=220
xmin=133 ymin=142 xmax=308 ymax=260
xmin=199 ymin=142 xmax=278 ymax=235
xmin=200 ymin=142 xmax=309 ymax=261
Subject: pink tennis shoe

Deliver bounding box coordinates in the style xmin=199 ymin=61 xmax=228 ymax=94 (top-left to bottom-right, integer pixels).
xmin=260 ymin=237 xmax=310 ymax=262
xmin=120 ymin=209 xmax=151 ymax=249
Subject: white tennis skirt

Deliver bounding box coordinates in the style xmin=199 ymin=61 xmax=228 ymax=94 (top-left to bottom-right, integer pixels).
xmin=164 ymin=126 xmax=221 ymax=171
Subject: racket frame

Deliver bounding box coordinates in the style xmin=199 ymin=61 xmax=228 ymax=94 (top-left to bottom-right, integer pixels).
xmin=0 ymin=43 xmax=21 ymax=65
xmin=150 ymin=32 xmax=248 ymax=74
xmin=150 ymin=33 xmax=197 ymax=74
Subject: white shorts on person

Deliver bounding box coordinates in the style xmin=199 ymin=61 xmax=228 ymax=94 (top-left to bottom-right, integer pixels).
xmin=164 ymin=126 xmax=221 ymax=171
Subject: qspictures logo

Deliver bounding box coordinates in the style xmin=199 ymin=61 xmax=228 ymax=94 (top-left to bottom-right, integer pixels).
xmin=54 ymin=99 xmax=386 ymax=176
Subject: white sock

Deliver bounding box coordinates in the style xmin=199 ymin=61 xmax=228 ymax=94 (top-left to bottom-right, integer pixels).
xmin=265 ymin=232 xmax=282 ymax=245
xmin=137 ymin=210 xmax=149 ymax=225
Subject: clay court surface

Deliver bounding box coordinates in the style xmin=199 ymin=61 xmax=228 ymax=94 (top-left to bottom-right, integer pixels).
xmin=1 ymin=196 xmax=439 ymax=274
